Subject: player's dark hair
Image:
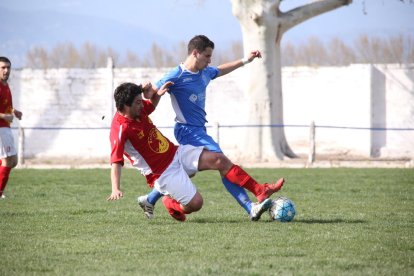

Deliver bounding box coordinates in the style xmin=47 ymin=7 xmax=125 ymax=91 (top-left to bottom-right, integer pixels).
xmin=187 ymin=35 xmax=214 ymax=55
xmin=0 ymin=56 xmax=11 ymax=65
xmin=114 ymin=82 xmax=143 ymax=111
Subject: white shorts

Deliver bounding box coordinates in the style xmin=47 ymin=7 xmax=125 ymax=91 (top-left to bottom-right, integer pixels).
xmin=0 ymin=127 xmax=17 ymax=159
xmin=154 ymin=144 xmax=204 ymax=205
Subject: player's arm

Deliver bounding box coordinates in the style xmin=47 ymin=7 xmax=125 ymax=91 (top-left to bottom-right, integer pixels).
xmin=142 ymin=81 xmax=173 ymax=107
xmin=156 ymin=81 xmax=174 ymax=97
xmin=0 ymin=113 xmax=14 ymax=122
xmin=107 ymin=162 xmax=123 ymax=201
xmin=217 ymin=50 xmax=262 ymax=78
xmin=142 ymin=82 xmax=161 ymax=108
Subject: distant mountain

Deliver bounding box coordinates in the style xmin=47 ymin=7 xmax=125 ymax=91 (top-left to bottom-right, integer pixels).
xmin=1 ymin=7 xmax=174 ymax=68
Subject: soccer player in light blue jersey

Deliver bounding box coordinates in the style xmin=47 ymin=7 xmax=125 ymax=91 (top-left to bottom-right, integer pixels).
xmin=138 ymin=35 xmax=285 ymax=221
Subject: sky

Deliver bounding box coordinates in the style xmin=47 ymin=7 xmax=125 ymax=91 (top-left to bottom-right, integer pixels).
xmin=1 ymin=0 xmax=413 ymax=68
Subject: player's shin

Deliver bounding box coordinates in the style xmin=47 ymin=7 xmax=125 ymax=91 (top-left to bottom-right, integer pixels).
xmin=224 ymin=165 xmax=264 ymax=196
xmin=221 ymin=177 xmax=252 ymax=214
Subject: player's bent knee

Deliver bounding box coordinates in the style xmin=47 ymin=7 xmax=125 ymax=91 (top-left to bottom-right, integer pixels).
xmin=215 ymin=153 xmax=232 ymax=170
xmin=4 ymin=155 xmax=18 ymax=168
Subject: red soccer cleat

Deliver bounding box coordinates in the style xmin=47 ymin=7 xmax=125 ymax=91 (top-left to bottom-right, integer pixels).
xmin=256 ymin=178 xmax=285 ymax=203
xmin=162 ymin=196 xmax=186 ymax=222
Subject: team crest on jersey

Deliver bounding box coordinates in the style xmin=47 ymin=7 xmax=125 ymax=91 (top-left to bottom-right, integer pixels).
xmin=148 ymin=128 xmax=169 ymax=153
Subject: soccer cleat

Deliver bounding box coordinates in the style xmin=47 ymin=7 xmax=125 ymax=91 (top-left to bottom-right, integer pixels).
xmin=0 ymin=194 xmax=5 ymax=199
xmin=137 ymin=195 xmax=155 ymax=219
xmin=162 ymin=196 xmax=186 ymax=222
xmin=249 ymin=198 xmax=272 ymax=221
xmin=256 ymin=178 xmax=285 ymax=203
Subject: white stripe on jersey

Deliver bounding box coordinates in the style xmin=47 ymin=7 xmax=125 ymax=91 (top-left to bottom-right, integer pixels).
xmin=124 ymin=139 xmax=152 ymax=176
xmin=118 ymin=124 xmax=123 ymax=141
xmin=170 ymin=93 xmax=187 ymax=124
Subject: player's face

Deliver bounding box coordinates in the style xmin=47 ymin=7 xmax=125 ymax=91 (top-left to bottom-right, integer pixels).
xmin=195 ymin=47 xmax=213 ymax=70
xmin=0 ymin=61 xmax=11 ymax=83
xmin=126 ymin=94 xmax=143 ymax=120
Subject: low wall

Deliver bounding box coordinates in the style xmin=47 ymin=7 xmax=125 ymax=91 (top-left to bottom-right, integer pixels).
xmin=9 ymin=63 xmax=414 ymax=164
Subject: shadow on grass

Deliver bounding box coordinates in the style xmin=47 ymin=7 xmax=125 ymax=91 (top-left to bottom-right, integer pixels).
xmin=186 ymin=218 xmax=367 ymax=224
xmin=142 ymin=216 xmax=367 ymax=224
xmin=187 ymin=218 xmax=243 ymax=224
xmin=294 ymin=218 xmax=366 ymax=224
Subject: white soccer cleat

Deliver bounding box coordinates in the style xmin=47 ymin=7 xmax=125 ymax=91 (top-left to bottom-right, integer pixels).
xmin=137 ymin=195 xmax=155 ymax=219
xmin=249 ymin=198 xmax=272 ymax=221
xmin=0 ymin=194 xmax=5 ymax=199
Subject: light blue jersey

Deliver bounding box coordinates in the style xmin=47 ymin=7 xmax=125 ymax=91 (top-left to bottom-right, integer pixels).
xmin=156 ymin=64 xmax=219 ymax=127
xmin=156 ymin=63 xmax=253 ymax=215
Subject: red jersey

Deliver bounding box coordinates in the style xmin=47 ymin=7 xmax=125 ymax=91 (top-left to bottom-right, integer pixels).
xmin=110 ymin=100 xmax=178 ymax=176
xmin=0 ymin=82 xmax=13 ymax=128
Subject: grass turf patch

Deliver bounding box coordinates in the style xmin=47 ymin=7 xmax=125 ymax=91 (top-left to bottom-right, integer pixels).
xmin=0 ymin=168 xmax=413 ymax=275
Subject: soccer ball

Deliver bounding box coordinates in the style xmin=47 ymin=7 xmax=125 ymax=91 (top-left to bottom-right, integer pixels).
xmin=268 ymin=196 xmax=296 ymax=222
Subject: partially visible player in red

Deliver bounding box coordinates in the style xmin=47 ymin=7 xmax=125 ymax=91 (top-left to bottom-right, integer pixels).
xmin=107 ymin=82 xmax=284 ymax=221
xmin=0 ymin=57 xmax=23 ymax=199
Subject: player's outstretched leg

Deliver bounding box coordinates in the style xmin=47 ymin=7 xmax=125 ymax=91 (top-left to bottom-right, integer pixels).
xmin=225 ymin=165 xmax=285 ymax=202
xmin=162 ymin=196 xmax=186 ymax=222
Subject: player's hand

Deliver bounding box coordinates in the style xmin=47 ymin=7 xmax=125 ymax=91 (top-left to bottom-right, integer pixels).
xmin=247 ymin=50 xmax=262 ymax=62
xmin=142 ymin=82 xmax=155 ymax=99
xmin=107 ymin=190 xmax=124 ymax=201
xmin=157 ymin=81 xmax=174 ymax=96
xmin=13 ymin=109 xmax=22 ymax=120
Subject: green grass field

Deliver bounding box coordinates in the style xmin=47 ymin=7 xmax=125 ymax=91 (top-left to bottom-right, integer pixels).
xmin=1 ymin=168 xmax=413 ymax=275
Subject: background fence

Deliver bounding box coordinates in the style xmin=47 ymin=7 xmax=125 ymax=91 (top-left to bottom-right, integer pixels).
xmin=9 ymin=63 xmax=414 ymax=165
xmin=13 ymin=122 xmax=414 ymax=167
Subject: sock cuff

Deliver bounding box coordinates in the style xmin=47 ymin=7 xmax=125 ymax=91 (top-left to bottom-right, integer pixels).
xmin=225 ymin=164 xmax=249 ymax=186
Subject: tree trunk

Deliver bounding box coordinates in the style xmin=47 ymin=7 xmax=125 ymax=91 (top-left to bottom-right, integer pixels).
xmin=231 ymin=0 xmax=352 ymax=161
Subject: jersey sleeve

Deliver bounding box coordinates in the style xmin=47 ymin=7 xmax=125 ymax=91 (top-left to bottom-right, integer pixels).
xmin=156 ymin=66 xmax=181 ymax=90
xmin=206 ymin=66 xmax=220 ymax=80
xmin=110 ymin=123 xmax=126 ymax=166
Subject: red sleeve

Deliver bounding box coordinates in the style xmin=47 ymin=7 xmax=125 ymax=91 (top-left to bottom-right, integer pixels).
xmin=110 ymin=120 xmax=126 ymax=166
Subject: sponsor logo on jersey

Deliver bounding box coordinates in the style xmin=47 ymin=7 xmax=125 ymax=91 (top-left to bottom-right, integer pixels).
xmin=189 ymin=94 xmax=197 ymax=103
xmin=137 ymin=130 xmax=145 ymax=139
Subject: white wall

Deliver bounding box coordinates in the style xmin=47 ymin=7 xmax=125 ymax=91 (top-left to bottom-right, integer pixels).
xmin=8 ymin=63 xmax=414 ymax=163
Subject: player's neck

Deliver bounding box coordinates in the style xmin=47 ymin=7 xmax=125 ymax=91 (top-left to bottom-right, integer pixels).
xmin=183 ymin=59 xmax=198 ymax=73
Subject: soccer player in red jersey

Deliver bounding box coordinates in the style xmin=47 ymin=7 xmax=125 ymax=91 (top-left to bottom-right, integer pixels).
xmin=0 ymin=57 xmax=23 ymax=199
xmin=108 ymin=82 xmax=284 ymax=221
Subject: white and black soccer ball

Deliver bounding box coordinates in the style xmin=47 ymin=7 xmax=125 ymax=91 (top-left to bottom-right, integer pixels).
xmin=268 ymin=196 xmax=296 ymax=222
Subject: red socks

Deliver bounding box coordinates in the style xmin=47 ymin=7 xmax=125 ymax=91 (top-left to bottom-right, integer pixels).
xmin=224 ymin=165 xmax=264 ymax=197
xmin=0 ymin=166 xmax=12 ymax=196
